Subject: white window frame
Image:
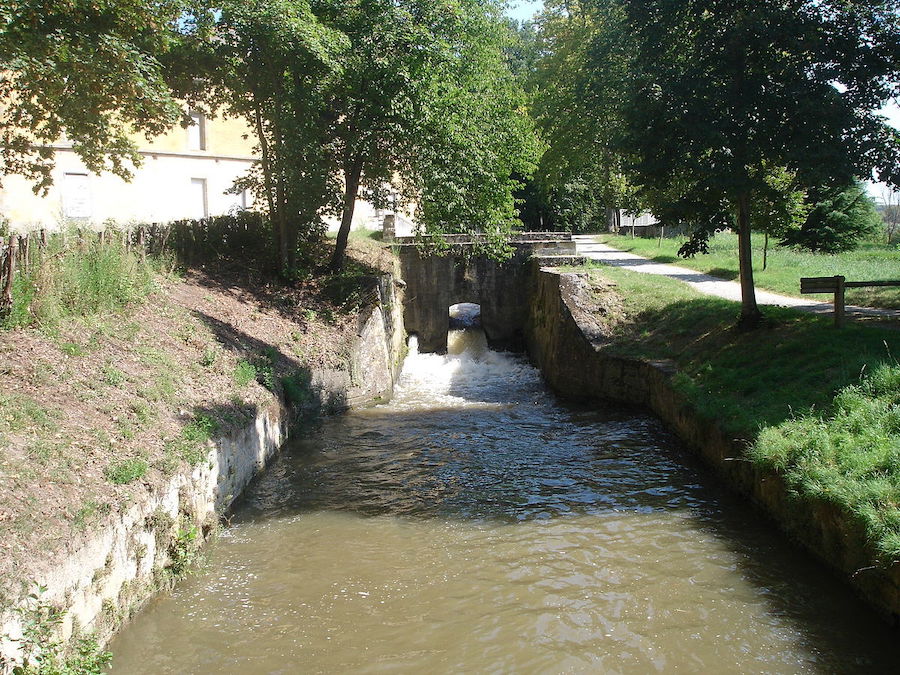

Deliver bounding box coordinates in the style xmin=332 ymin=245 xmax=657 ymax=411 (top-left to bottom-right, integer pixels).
xmin=187 ymin=111 xmax=206 ymax=151
xmin=190 ymin=178 xmax=209 ymax=219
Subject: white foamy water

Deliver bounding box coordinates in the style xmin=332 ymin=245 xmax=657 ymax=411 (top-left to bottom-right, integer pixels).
xmin=387 ymin=331 xmax=540 ymax=411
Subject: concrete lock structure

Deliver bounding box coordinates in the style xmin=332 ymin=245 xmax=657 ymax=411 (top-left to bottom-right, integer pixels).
xmin=392 ymin=228 xmax=583 ymax=353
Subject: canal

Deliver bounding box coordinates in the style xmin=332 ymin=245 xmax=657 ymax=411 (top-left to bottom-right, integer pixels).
xmin=109 ymin=312 xmax=896 ymax=673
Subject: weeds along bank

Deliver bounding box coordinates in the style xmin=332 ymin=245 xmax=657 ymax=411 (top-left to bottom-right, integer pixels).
xmin=526 ymin=264 xmax=900 ymax=623
xmin=0 ymin=220 xmax=405 ymax=671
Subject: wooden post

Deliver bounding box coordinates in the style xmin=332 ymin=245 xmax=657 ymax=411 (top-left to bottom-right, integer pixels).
xmin=138 ymin=227 xmax=146 ymax=262
xmin=1 ymin=234 xmax=17 ymax=318
xmin=39 ymin=228 xmax=47 ymax=249
xmin=834 ymin=275 xmax=845 ymax=328
xmin=20 ymin=234 xmax=30 ymax=276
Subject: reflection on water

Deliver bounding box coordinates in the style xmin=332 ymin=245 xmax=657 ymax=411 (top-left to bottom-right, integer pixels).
xmin=109 ymin=327 xmax=896 ymax=673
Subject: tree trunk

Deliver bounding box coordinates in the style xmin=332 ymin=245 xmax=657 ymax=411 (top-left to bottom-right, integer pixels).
xmin=270 ymin=99 xmax=296 ymax=273
xmin=253 ymin=101 xmax=282 ymax=271
xmin=736 ymin=194 xmax=761 ymax=327
xmin=329 ymin=159 xmax=364 ymax=273
xmin=763 ymin=231 xmax=769 ymax=271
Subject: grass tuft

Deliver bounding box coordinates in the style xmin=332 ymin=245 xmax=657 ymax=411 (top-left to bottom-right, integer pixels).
xmin=233 ymin=360 xmax=257 ymax=387
xmin=104 ymin=458 xmax=148 ymax=485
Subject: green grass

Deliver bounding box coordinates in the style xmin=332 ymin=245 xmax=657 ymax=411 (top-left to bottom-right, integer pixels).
xmin=2 ymin=236 xmax=157 ymax=330
xmin=586 ymin=263 xmax=899 ymax=435
xmin=233 ymin=360 xmax=257 ymax=387
xmin=0 ymin=394 xmax=58 ymax=432
xmin=749 ymin=364 xmax=900 ymax=559
xmin=598 ymin=232 xmax=900 ymax=309
xmin=583 ymin=262 xmax=900 ymax=560
xmin=160 ymin=414 xmax=217 ymax=470
xmin=104 ymin=458 xmax=148 ymax=485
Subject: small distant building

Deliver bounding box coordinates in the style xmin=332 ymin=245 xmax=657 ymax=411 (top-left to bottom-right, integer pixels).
xmin=617 ymin=212 xmax=660 ymax=236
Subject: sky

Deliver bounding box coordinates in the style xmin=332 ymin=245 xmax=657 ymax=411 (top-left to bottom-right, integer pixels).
xmin=505 ymin=0 xmax=543 ymax=22
xmin=502 ymin=1 xmax=899 ymax=200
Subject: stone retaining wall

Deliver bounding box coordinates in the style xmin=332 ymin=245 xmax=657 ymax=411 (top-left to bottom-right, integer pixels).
xmin=524 ymin=267 xmax=900 ymax=625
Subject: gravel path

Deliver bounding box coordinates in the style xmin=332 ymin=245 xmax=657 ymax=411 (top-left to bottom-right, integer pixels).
xmin=573 ymin=235 xmax=900 ymax=321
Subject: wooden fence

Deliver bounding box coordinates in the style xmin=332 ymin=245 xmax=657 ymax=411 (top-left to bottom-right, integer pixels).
xmin=0 ymin=212 xmax=272 ymax=319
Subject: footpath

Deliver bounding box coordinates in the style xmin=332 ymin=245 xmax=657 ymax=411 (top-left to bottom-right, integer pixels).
xmin=573 ymin=235 xmax=900 ymax=321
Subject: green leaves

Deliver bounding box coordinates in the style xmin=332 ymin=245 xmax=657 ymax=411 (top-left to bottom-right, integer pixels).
xmin=0 ymin=0 xmax=183 ymax=193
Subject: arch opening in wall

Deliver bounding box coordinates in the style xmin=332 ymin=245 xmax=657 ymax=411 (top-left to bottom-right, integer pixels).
xmin=449 ymin=302 xmax=481 ymax=330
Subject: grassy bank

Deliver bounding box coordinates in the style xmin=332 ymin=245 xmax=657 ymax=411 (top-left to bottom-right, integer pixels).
xmin=751 ymin=363 xmax=900 ymax=559
xmin=581 ymin=261 xmax=900 ymax=559
xmin=598 ymin=232 xmax=900 ymax=309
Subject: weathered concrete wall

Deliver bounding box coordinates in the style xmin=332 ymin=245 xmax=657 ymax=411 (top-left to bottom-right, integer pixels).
xmin=0 ymin=274 xmax=407 ymax=668
xmin=525 ymin=267 xmax=900 ymax=625
xmin=398 ymin=241 xmax=574 ymax=353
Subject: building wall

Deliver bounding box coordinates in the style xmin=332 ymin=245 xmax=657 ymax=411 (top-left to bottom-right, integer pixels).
xmin=0 ymin=110 xmax=407 ymax=234
xmin=0 ymin=113 xmax=256 ymax=232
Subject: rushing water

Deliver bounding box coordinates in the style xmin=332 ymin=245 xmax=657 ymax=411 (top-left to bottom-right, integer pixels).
xmin=110 ymin=309 xmax=896 ymax=673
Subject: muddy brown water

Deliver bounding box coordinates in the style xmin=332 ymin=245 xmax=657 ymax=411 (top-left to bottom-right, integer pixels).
xmin=109 ymin=326 xmax=896 ymax=673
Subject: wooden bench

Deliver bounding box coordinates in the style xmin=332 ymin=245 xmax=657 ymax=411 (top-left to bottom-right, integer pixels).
xmin=800 ymin=276 xmax=900 ymax=327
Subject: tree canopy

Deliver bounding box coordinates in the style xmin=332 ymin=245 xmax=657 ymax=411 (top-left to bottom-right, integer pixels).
xmin=0 ymin=0 xmax=182 ymax=193
xmin=563 ymin=0 xmax=900 ymax=324
xmin=173 ymin=0 xmax=538 ymax=272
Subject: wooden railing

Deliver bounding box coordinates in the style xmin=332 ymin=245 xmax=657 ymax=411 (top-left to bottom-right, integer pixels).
xmin=800 ymin=275 xmax=900 ymax=327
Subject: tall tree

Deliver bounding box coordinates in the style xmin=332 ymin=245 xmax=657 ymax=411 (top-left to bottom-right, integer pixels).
xmin=530 ymin=0 xmax=642 ymax=231
xmin=320 ymin=0 xmax=538 ymax=271
xmin=783 ymin=182 xmax=881 ymax=254
xmin=609 ymin=0 xmax=900 ymax=325
xmin=173 ymin=0 xmax=347 ymax=272
xmin=0 ymin=0 xmax=182 ymax=193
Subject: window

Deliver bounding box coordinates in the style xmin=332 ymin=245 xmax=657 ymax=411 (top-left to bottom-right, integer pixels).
xmin=62 ymin=173 xmax=91 ymax=219
xmin=187 ymin=111 xmax=206 ymax=151
xmin=189 ymin=178 xmax=208 ymax=219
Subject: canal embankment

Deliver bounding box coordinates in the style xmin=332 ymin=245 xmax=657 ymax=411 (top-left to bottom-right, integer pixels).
xmin=525 ymin=263 xmax=900 ymax=623
xmin=0 ymin=234 xmax=405 ymax=669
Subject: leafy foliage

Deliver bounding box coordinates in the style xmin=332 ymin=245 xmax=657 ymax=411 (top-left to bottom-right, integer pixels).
xmin=0 ymin=585 xmax=111 ymax=674
xmin=174 ymin=0 xmax=537 ymax=272
xmin=529 ymin=1 xmax=641 ymax=231
xmin=320 ymin=0 xmax=539 ymax=269
xmin=783 ymin=183 xmax=882 ymax=254
xmin=0 ymin=0 xmax=182 ymax=193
